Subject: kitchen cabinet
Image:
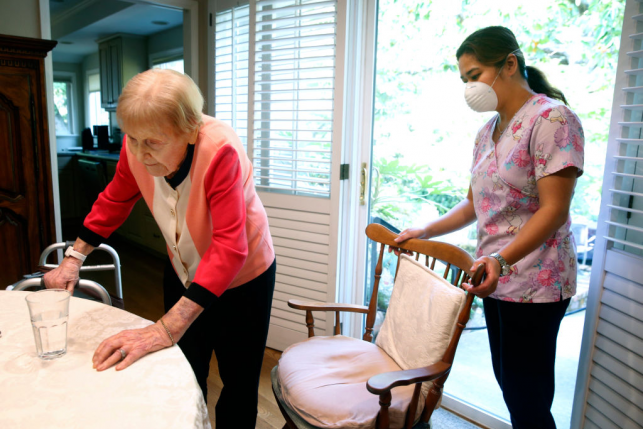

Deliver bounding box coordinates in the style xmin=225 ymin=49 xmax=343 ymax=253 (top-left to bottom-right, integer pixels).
xmin=98 ymin=34 xmax=147 ymax=110
xmin=58 ymin=154 xmax=83 ymax=221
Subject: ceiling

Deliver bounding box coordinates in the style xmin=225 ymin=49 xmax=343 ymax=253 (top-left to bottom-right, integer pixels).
xmin=50 ymin=0 xmax=183 ymax=63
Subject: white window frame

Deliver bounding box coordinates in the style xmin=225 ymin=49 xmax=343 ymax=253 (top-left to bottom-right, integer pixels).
xmin=149 ymin=47 xmax=185 ymax=70
xmin=53 ymin=71 xmax=77 ymax=136
xmin=85 ymin=68 xmax=110 ymax=134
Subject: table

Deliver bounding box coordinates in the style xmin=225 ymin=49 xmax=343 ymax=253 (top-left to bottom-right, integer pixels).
xmin=0 ymin=291 xmax=211 ymax=429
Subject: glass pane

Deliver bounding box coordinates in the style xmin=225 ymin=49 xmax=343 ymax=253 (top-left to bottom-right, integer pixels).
xmin=88 ymin=73 xmax=101 ymax=92
xmin=367 ymin=0 xmax=624 ymax=427
xmin=54 ymin=81 xmax=72 ymax=135
xmin=252 ymin=0 xmax=337 ymax=197
xmin=89 ymin=91 xmax=110 ymax=132
xmin=153 ymin=59 xmax=185 ymax=73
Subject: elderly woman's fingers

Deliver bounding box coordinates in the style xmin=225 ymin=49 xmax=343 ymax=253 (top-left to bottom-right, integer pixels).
xmin=93 ymin=334 xmax=121 ymax=368
xmin=115 ymin=348 xmax=146 ymax=371
xmin=95 ymin=349 xmax=125 ymax=372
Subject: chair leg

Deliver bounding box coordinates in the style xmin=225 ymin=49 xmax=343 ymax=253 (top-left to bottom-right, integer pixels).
xmin=272 ymin=378 xmax=298 ymax=429
xmin=421 ymin=381 xmax=443 ymax=423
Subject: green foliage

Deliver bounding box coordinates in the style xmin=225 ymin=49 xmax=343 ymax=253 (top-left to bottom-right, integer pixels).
xmin=371 ymin=155 xmax=465 ymax=227
xmin=53 ymin=81 xmax=70 ymax=133
xmin=371 ymin=0 xmax=624 ymax=230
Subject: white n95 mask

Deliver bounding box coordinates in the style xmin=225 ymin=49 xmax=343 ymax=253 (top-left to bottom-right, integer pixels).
xmin=463 ymin=48 xmax=521 ymax=112
xmin=464 ymin=80 xmax=499 ymax=112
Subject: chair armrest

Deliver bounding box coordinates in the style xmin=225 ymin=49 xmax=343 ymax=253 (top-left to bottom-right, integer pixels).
xmin=288 ymin=299 xmax=369 ymax=314
xmin=366 ymin=361 xmax=451 ymax=395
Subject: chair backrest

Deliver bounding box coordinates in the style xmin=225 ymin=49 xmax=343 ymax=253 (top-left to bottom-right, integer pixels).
xmin=10 ymin=278 xmax=112 ymax=306
xmin=364 ymin=223 xmax=478 ymax=366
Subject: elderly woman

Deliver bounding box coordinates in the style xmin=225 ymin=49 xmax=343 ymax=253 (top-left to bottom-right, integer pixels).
xmin=44 ymin=69 xmax=275 ymax=429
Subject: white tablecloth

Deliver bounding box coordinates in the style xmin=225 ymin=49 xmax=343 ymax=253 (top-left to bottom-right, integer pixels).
xmin=0 ymin=291 xmax=211 ymax=429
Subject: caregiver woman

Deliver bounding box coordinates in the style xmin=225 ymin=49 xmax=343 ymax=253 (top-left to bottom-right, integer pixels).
xmin=44 ymin=69 xmax=276 ymax=429
xmin=394 ymin=26 xmax=583 ymax=429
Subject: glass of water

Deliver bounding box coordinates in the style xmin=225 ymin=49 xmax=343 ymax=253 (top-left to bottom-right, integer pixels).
xmin=25 ymin=289 xmax=71 ymax=360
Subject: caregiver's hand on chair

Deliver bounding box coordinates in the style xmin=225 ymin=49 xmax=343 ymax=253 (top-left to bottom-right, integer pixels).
xmin=463 ymin=256 xmax=499 ymax=298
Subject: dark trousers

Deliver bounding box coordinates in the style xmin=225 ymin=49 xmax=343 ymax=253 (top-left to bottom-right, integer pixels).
xmin=163 ymin=259 xmax=276 ymax=429
xmin=483 ymin=297 xmax=570 ymax=429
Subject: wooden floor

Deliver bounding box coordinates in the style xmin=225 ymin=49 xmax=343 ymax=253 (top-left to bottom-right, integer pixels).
xmin=62 ymin=232 xmax=286 ymax=428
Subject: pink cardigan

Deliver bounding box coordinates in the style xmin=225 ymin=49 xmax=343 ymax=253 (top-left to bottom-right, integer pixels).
xmin=80 ymin=115 xmax=274 ymax=306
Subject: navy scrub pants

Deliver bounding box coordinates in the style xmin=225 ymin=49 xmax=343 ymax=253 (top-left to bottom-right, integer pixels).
xmin=483 ymin=296 xmax=570 ymax=429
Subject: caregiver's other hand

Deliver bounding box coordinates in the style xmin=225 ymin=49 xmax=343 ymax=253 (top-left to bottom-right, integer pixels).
xmin=389 ymin=227 xmax=427 ymax=256
xmin=43 ymin=257 xmax=81 ymax=293
xmin=93 ymin=322 xmax=173 ymax=371
xmin=462 ymin=256 xmax=500 ymax=298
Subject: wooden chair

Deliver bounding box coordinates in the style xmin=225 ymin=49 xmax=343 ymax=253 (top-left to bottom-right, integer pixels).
xmin=271 ymin=223 xmax=484 ymax=429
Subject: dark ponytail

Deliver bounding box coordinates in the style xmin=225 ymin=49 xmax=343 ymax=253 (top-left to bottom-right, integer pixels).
xmin=456 ymin=26 xmax=568 ymax=105
xmin=525 ymin=65 xmax=568 ymax=105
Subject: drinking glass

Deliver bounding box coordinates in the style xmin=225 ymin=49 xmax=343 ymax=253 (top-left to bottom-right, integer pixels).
xmin=25 ymin=289 xmax=71 ymax=360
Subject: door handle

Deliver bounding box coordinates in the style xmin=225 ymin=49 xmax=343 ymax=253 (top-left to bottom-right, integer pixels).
xmin=360 ymin=162 xmax=367 ymax=206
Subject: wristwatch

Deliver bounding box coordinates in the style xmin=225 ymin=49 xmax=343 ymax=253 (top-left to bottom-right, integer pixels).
xmin=65 ymin=246 xmax=87 ymax=263
xmin=489 ymin=252 xmax=511 ymax=277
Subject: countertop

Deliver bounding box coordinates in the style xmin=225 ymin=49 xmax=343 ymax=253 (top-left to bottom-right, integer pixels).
xmin=58 ymin=148 xmax=120 ymax=162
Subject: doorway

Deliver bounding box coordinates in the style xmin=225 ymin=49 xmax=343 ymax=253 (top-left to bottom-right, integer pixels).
xmin=362 ymin=0 xmax=624 ymax=427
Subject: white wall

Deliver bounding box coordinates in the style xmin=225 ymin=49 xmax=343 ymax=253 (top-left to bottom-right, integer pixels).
xmin=148 ymin=24 xmax=183 ymax=60
xmin=0 ymin=0 xmax=41 ymax=38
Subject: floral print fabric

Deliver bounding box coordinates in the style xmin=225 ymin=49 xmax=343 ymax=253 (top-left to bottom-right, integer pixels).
xmin=470 ymin=94 xmax=584 ymax=302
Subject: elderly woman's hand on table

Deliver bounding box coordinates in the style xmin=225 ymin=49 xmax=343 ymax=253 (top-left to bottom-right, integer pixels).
xmin=92 ymin=322 xmax=173 ymax=371
xmin=92 ymin=296 xmax=204 ymax=371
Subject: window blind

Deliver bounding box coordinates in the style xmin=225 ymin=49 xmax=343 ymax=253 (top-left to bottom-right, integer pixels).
xmin=252 ymin=0 xmax=337 ymax=197
xmin=606 ymin=16 xmax=643 ymax=257
xmin=88 ymin=73 xmax=101 ymax=93
xmin=214 ymin=5 xmax=250 ymax=151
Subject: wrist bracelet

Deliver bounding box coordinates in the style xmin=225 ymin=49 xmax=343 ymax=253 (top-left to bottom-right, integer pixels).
xmin=159 ymin=319 xmax=175 ymax=346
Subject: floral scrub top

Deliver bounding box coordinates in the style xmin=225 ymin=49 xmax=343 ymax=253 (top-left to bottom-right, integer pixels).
xmin=470 ymin=94 xmax=584 ymax=303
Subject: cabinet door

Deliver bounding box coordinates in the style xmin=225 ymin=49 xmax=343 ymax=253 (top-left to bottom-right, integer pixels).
xmin=58 ymin=155 xmax=80 ymax=221
xmin=99 ymin=45 xmax=111 ymax=107
xmin=109 ymin=40 xmax=122 ymax=108
xmin=0 ymin=68 xmax=54 ymax=285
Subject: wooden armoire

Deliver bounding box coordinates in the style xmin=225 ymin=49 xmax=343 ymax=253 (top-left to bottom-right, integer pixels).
xmin=0 ymin=34 xmax=57 ymax=287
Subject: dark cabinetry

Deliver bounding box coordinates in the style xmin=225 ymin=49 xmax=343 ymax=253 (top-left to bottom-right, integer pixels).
xmin=98 ymin=35 xmax=147 ymax=110
xmin=0 ymin=35 xmax=57 ymax=286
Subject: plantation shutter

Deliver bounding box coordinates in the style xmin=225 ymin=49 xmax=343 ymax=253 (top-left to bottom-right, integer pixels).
xmin=572 ymin=0 xmax=643 ymax=427
xmin=214 ymin=4 xmax=250 ymax=151
xmin=214 ymin=0 xmax=346 ymax=350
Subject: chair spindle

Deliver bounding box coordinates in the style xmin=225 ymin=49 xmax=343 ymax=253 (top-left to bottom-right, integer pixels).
xmin=364 ymin=243 xmax=386 ymax=342
xmin=404 ymin=383 xmax=423 ymax=429
xmin=306 ymin=310 xmax=315 ymax=338
xmin=377 ymin=391 xmax=392 ymax=429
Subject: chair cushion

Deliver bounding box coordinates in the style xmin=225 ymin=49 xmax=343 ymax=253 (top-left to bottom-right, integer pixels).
xmin=278 ymin=335 xmax=424 ymax=428
xmin=375 ymin=254 xmax=466 ymax=395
